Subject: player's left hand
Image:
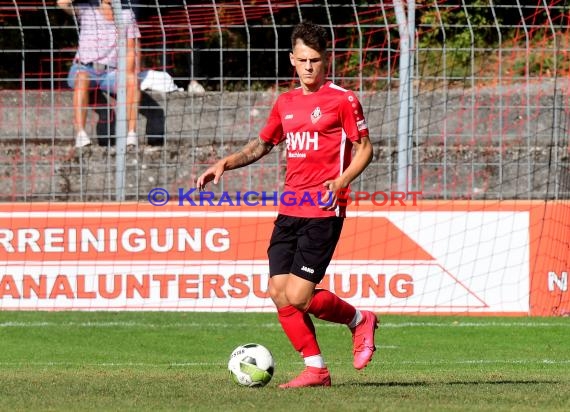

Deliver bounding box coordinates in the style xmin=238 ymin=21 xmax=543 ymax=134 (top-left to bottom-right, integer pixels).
xmin=320 ymin=179 xmax=345 ymax=210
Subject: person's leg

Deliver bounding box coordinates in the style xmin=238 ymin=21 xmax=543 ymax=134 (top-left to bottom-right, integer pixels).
xmin=267 ymin=216 xmax=330 ymax=388
xmin=291 ymin=217 xmax=354 ymax=325
xmin=294 ymin=217 xmax=378 ymax=370
xmin=269 ymin=274 xmax=331 ymax=388
xmin=270 ymin=274 xmax=321 ymax=360
xmin=306 ymin=288 xmax=356 ymax=324
xmin=100 ymin=69 xmax=139 ymax=146
xmin=126 ymin=70 xmax=139 ymax=132
xmin=68 ymin=64 xmax=93 ymax=147
xmin=73 ymin=72 xmax=90 ymax=133
xmin=307 ymin=288 xmax=378 ymax=368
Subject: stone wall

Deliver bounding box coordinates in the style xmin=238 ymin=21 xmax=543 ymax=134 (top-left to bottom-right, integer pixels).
xmin=1 ymin=85 xmax=569 ymax=201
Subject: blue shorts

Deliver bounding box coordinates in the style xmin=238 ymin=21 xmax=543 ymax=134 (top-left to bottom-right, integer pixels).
xmin=67 ymin=62 xmax=118 ymax=94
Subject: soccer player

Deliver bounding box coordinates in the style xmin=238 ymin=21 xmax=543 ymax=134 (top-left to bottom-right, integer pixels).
xmin=57 ymin=0 xmax=141 ymax=148
xmin=196 ymin=21 xmax=377 ymax=388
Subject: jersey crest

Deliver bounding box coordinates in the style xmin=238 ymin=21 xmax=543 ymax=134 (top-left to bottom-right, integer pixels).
xmin=310 ymin=106 xmax=322 ymax=124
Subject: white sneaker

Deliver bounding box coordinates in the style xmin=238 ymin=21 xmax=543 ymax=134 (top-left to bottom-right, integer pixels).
xmin=126 ymin=131 xmax=138 ymax=147
xmin=75 ymin=130 xmax=91 ymax=148
xmin=188 ymin=80 xmax=205 ymax=95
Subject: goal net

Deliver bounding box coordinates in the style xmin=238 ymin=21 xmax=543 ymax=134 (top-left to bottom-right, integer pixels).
xmin=0 ymin=0 xmax=568 ymax=315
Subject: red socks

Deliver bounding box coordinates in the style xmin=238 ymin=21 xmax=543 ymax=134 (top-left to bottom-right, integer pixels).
xmin=306 ymin=289 xmax=357 ymax=325
xmin=277 ymin=304 xmax=321 ymax=357
xmin=277 ymin=290 xmax=356 ymax=359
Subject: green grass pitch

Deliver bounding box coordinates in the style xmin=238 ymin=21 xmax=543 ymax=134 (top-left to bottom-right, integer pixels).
xmin=0 ymin=311 xmax=568 ymax=411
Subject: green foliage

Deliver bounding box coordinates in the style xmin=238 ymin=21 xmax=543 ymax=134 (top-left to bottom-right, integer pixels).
xmin=509 ymin=32 xmax=570 ymax=77
xmin=2 ymin=2 xmax=570 ymax=90
xmin=417 ymin=1 xmax=500 ymax=75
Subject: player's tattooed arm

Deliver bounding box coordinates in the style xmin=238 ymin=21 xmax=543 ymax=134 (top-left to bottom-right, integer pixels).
xmin=196 ymin=137 xmax=273 ymax=190
xmin=226 ymin=137 xmax=274 ymax=170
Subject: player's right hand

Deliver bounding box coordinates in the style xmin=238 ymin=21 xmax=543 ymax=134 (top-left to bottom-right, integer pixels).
xmin=196 ymin=161 xmax=226 ymax=191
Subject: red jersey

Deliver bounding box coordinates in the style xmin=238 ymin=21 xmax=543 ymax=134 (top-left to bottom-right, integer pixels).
xmin=259 ymin=81 xmax=369 ymax=218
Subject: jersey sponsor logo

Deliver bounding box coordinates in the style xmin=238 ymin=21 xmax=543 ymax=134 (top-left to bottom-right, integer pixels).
xmin=357 ymin=119 xmax=368 ymax=131
xmin=288 ymin=152 xmax=306 ymax=158
xmin=311 ymin=106 xmax=322 ymax=124
xmin=285 ymin=114 xmax=294 ymax=120
xmin=286 ymin=131 xmax=319 ymax=152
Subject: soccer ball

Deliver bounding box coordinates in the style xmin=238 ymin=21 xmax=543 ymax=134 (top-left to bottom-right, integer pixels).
xmin=228 ymin=343 xmax=275 ymax=387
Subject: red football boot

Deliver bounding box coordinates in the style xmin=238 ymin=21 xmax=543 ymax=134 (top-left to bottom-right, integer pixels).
xmin=278 ymin=366 xmax=331 ymax=388
xmin=351 ymin=311 xmax=378 ymax=370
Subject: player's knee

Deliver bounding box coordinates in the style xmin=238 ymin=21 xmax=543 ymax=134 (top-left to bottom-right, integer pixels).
xmin=268 ymin=283 xmax=288 ymax=307
xmin=284 ymin=291 xmax=311 ymax=311
xmin=288 ymin=300 xmax=308 ymax=311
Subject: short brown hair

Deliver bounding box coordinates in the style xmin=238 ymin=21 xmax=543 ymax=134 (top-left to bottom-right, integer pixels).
xmin=291 ymin=21 xmax=328 ymax=53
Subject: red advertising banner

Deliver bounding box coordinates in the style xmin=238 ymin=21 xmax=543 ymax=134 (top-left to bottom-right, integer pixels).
xmin=0 ymin=201 xmax=567 ymax=315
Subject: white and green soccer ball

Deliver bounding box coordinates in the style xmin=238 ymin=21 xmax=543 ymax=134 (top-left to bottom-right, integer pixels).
xmin=228 ymin=343 xmax=275 ymax=387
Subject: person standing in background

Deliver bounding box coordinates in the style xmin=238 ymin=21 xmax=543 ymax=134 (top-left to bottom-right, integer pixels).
xmin=57 ymin=0 xmax=141 ymax=148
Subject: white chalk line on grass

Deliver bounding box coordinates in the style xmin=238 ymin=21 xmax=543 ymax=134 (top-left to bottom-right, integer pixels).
xmin=0 ymin=359 xmax=569 ymax=368
xmin=398 ymin=359 xmax=570 ymax=365
xmin=0 ymin=321 xmax=569 ymax=329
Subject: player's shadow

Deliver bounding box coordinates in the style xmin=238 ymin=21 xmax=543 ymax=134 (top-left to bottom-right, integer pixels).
xmin=91 ymin=88 xmax=165 ymax=147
